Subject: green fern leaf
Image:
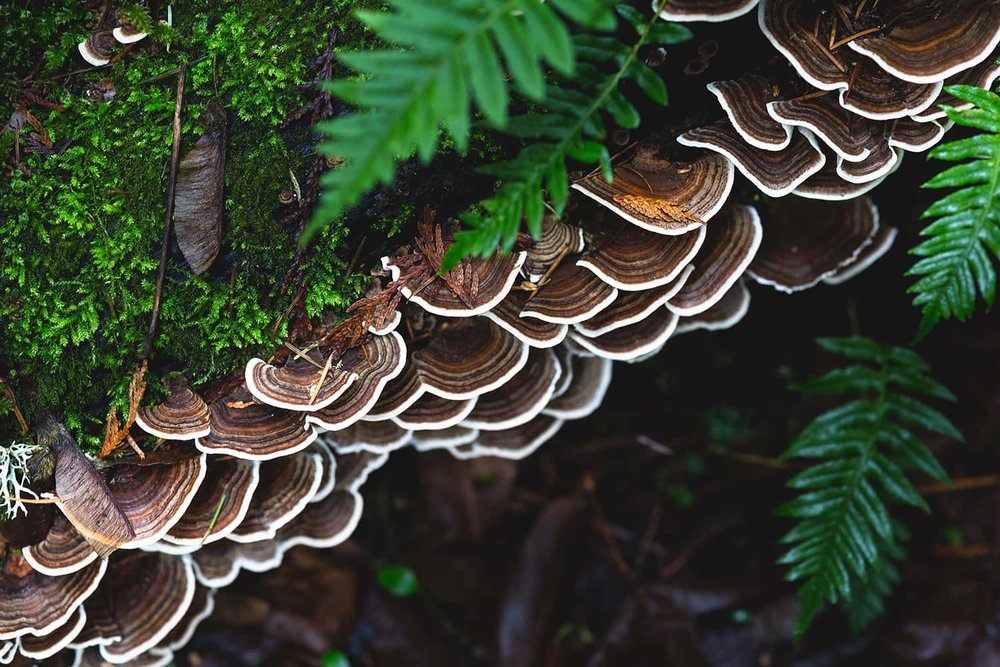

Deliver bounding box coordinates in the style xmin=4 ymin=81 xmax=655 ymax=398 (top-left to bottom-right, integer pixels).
xmin=907 ymin=84 xmax=1000 ymax=338
xmin=441 ymin=2 xmax=692 ymax=270
xmin=778 ymin=337 xmax=961 ymax=640
xmin=309 ymin=0 xmax=617 ymax=242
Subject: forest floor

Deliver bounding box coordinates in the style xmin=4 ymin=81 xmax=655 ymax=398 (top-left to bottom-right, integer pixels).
xmin=176 ymin=158 xmax=1000 ymax=667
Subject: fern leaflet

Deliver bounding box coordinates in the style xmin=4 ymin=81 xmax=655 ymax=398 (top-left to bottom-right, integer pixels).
xmin=309 ymin=0 xmax=618 ymax=241
xmin=777 ymin=336 xmax=962 ymax=640
xmin=443 ymin=3 xmax=692 ymax=270
xmin=908 ymin=84 xmax=1000 ymax=338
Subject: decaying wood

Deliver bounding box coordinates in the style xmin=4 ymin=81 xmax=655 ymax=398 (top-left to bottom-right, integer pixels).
xmin=173 ymin=96 xmax=227 ymax=275
xmin=38 ymin=415 xmax=135 ymax=557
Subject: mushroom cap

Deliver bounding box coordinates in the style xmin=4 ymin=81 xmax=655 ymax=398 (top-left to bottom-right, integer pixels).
xmin=363 ymin=361 xmax=424 ymax=420
xmin=163 ymin=458 xmax=261 ymax=546
xmin=654 ymin=0 xmax=758 ymax=21
xmin=766 ymin=94 xmax=878 ymax=162
xmin=196 ymin=385 xmax=318 ymax=460
xmin=412 ymin=426 xmax=480 ymax=451
xmin=578 ymin=220 xmax=705 ymax=291
xmin=70 ymin=594 xmax=120 ymax=650
xmin=542 ymin=354 xmax=613 ymax=420
xmin=913 ymin=59 xmax=1000 ymax=121
xmin=111 ymin=24 xmax=147 ymax=44
xmin=368 ymin=309 xmax=402 ymax=335
xmin=677 ymin=122 xmax=826 ymax=197
xmin=227 ymin=451 xmax=323 ymax=543
xmin=550 ymin=346 xmax=575 ymax=399
xmin=0 ymin=553 xmax=106 ymax=641
xmin=18 ymin=606 xmax=86 ymax=661
xmin=792 ymin=145 xmax=893 ymax=200
xmin=22 ymin=513 xmax=97 ymax=577
xmin=412 ymin=318 xmax=529 ymax=399
xmin=572 ymin=145 xmax=732 ymax=235
xmin=306 ymin=331 xmax=407 ymax=430
xmin=77 ymin=32 xmax=115 ymax=67
xmin=524 ymin=217 xmax=585 ymax=282
xmin=483 ymin=290 xmax=569 ymax=348
xmin=97 ymin=553 xmax=196 ymax=664
xmin=571 ymin=308 xmax=679 ymax=361
xmin=384 ymin=251 xmax=526 ymax=317
xmin=135 ymin=377 xmax=211 ymax=441
xmin=101 ymin=452 xmax=208 ymax=549
xmin=748 ymin=196 xmax=879 ymax=292
xmin=245 ymin=352 xmax=358 ymax=412
xmin=835 ymin=145 xmax=901 ymax=184
xmin=757 ymin=0 xmax=850 ymax=91
xmin=824 ymin=226 xmax=898 ymax=285
xmin=706 ymin=74 xmax=792 ymax=150
xmin=668 ymin=205 xmax=763 ymax=316
xmin=847 ymin=0 xmax=1000 ymax=84
xmin=462 ymin=348 xmax=561 ymax=431
xmin=674 ymin=279 xmax=752 ymax=334
xmin=451 ymin=416 xmax=565 ymax=460
xmin=574 ymin=265 xmax=693 ymax=337
xmin=191 ymin=539 xmax=283 ymax=589
xmin=392 ymin=393 xmax=477 ymax=431
xmin=519 ymin=263 xmax=619 ymax=324
xmin=277 ymin=489 xmax=362 ymax=552
xmin=836 ymin=66 xmax=941 ymax=120
xmin=888 ymin=118 xmax=947 ymax=153
xmin=319 ymin=420 xmax=413 ymax=455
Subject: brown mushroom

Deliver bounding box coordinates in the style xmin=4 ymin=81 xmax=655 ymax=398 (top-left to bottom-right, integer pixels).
xmin=766 ymin=94 xmax=879 ymax=162
xmin=96 ymin=553 xmax=196 ymax=664
xmin=451 ymin=416 xmax=565 ymax=460
xmin=888 ymin=118 xmax=948 ymax=153
xmin=319 ymin=420 xmax=413 ymax=455
xmin=655 ymin=0 xmax=758 ymax=21
xmin=577 ymin=221 xmax=704 ymax=291
xmin=191 ymin=539 xmax=283 ymax=589
xmin=162 ymin=458 xmax=261 ymax=547
xmin=363 ymin=362 xmax=425 ymax=421
xmin=392 ymin=394 xmax=477 ymax=431
xmin=572 ymin=145 xmax=732 ymax=235
xmin=824 ymin=226 xmax=898 ymax=286
xmin=747 ymin=197 xmax=879 ymax=292
xmin=571 ymin=308 xmax=679 ymax=361
xmin=523 ymin=217 xmax=585 ymax=282
xmin=677 ymin=122 xmax=826 ymax=197
xmin=462 ymin=349 xmax=560 ymax=431
xmin=847 ymin=0 xmax=1000 ymax=84
xmin=135 ymin=377 xmax=211 ymax=441
xmin=18 ymin=606 xmax=86 ymax=661
xmin=542 ymin=354 xmax=613 ymax=420
xmin=412 ymin=426 xmax=479 ymax=451
xmin=0 ymin=553 xmax=106 ymax=641
xmin=519 ymin=263 xmax=618 ymax=324
xmin=836 ymin=145 xmax=901 ymax=184
xmin=227 ymin=451 xmax=323 ymax=543
xmin=22 ymin=513 xmax=97 ymax=577
xmin=483 ymin=290 xmax=570 ymax=348
xmin=77 ymin=32 xmax=116 ymax=67
xmin=245 ymin=351 xmax=358 ymax=412
xmin=674 ymin=279 xmax=752 ymax=335
xmin=668 ymin=205 xmax=763 ymax=315
xmin=574 ymin=266 xmax=693 ymax=337
xmin=913 ymin=59 xmax=1000 ymax=122
xmin=196 ymin=385 xmax=318 ymax=460
xmin=706 ymin=74 xmax=792 ymax=150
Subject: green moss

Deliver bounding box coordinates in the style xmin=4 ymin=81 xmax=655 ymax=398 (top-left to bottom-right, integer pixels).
xmin=0 ymin=0 xmax=385 ymax=448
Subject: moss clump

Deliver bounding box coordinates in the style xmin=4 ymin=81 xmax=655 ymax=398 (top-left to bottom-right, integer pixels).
xmin=0 ymin=0 xmax=384 ymax=449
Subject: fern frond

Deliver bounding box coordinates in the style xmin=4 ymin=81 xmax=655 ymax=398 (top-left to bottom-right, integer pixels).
xmin=778 ymin=336 xmax=962 ymax=640
xmin=442 ymin=3 xmax=692 ymax=270
xmin=907 ymin=84 xmax=1000 ymax=338
xmin=308 ymin=0 xmax=618 ymax=241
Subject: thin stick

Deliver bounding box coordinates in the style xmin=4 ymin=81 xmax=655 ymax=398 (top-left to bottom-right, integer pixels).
xmin=525 ymin=245 xmax=570 ymax=303
xmin=0 ymin=377 xmax=28 ymax=434
xmin=0 ymin=495 xmax=61 ymax=505
xmin=142 ymin=64 xmax=186 ymax=360
xmin=308 ymin=351 xmax=336 ymax=405
xmin=918 ymin=475 xmax=1000 ymax=496
xmin=830 ymin=26 xmax=881 ymax=50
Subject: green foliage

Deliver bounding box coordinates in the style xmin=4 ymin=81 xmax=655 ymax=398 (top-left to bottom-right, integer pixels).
xmin=375 ymin=563 xmax=421 ymax=597
xmin=908 ymin=84 xmax=1000 ymax=337
xmin=445 ymin=4 xmax=691 ymax=269
xmin=311 ymin=0 xmax=622 ymax=245
xmin=0 ymin=1 xmax=383 ymax=447
xmin=777 ymin=337 xmax=962 ymax=640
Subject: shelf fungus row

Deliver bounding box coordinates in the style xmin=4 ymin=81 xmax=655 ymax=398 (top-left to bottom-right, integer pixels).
xmin=672 ymin=0 xmax=1000 ymax=201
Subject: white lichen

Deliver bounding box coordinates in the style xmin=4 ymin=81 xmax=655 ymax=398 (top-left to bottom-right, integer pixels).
xmin=0 ymin=442 xmax=41 ymax=520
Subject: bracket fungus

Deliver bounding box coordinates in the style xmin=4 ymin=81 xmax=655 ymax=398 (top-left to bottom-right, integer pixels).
xmin=196 ymin=386 xmax=318 ymax=460
xmin=134 ymin=377 xmax=211 ymax=441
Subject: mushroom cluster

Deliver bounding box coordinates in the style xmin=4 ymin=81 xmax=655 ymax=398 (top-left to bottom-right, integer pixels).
xmin=6 ymin=1 xmax=999 ymax=664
